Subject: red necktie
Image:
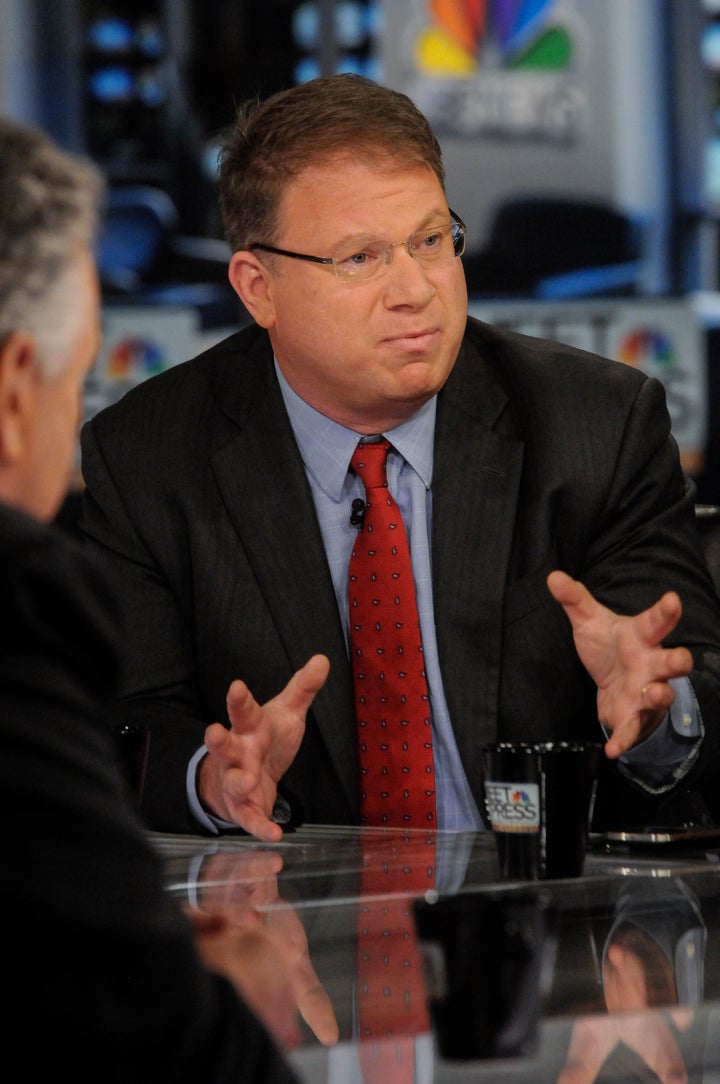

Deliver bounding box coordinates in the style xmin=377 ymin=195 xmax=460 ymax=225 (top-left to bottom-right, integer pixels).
xmin=348 ymin=439 xmax=436 ymax=829
xmin=357 ymin=830 xmax=435 ymax=1084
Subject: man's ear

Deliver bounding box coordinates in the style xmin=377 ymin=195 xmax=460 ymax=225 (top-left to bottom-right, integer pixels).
xmin=0 ymin=331 xmax=38 ymax=463
xmin=228 ymin=251 xmax=278 ymax=329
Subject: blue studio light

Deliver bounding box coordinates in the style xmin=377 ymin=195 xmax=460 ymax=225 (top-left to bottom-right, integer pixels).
xmin=88 ymin=66 xmax=135 ymax=104
xmin=87 ymin=16 xmax=134 ymax=53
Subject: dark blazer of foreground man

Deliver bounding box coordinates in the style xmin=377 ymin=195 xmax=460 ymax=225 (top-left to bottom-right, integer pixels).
xmin=80 ymin=74 xmax=720 ymax=837
xmin=1 ymin=508 xmax=303 ymax=1079
xmin=0 ymin=117 xmax=309 ymax=1080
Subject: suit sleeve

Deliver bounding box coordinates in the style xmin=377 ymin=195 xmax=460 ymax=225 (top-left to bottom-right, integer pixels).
xmin=80 ymin=415 xmax=212 ymax=832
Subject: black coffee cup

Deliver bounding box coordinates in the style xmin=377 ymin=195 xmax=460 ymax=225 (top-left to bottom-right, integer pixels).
xmin=413 ymin=892 xmax=557 ymax=1060
xmin=482 ymin=741 xmax=601 ymax=880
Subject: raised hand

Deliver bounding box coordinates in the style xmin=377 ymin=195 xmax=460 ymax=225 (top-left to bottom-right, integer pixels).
xmin=193 ymin=850 xmax=339 ymax=1047
xmin=188 ymin=905 xmax=304 ymax=1049
xmin=200 ymin=654 xmax=330 ymax=840
xmin=557 ymin=1009 xmax=689 ymax=1084
xmin=547 ymin=571 xmax=692 ymax=757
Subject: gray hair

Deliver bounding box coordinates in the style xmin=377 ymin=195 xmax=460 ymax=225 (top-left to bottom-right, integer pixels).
xmin=0 ymin=118 xmax=104 ymax=376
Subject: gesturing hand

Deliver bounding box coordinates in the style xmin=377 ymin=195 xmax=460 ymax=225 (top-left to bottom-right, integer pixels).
xmin=557 ymin=1009 xmax=689 ymax=1084
xmin=188 ymin=905 xmax=305 ymax=1050
xmin=195 ymin=850 xmax=339 ymax=1048
xmin=547 ymin=571 xmax=692 ymax=757
xmin=200 ymin=654 xmax=330 ymax=841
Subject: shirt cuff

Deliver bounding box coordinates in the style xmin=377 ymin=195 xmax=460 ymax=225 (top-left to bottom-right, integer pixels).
xmin=616 ymin=677 xmax=703 ymax=790
xmin=185 ymin=746 xmax=298 ymax=834
xmin=186 ymin=746 xmax=236 ymax=835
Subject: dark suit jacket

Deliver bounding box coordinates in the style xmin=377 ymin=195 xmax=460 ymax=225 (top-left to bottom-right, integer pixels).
xmin=0 ymin=501 xmax=298 ymax=1082
xmin=79 ymin=317 xmax=720 ymax=833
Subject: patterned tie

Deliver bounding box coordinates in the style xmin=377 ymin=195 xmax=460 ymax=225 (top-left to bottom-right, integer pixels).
xmin=357 ymin=830 xmax=435 ymax=1084
xmin=348 ymin=439 xmax=436 ymax=829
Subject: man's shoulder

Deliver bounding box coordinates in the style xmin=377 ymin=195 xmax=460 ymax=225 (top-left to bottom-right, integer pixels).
xmin=0 ymin=501 xmax=77 ymax=571
xmin=460 ymin=315 xmax=646 ymax=391
xmin=0 ymin=502 xmax=120 ymax=676
xmin=93 ymin=323 xmax=270 ymax=419
xmin=83 ymin=323 xmax=274 ymax=453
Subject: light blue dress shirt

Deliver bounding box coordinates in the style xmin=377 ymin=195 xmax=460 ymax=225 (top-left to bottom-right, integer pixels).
xmin=188 ymin=361 xmax=702 ymax=833
xmin=274 ymin=367 xmax=483 ymax=831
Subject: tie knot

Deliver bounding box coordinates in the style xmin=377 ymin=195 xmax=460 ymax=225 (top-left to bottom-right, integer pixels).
xmin=351 ymin=439 xmax=391 ymax=491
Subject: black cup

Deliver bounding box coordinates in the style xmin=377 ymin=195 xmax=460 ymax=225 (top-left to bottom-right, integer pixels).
xmin=482 ymin=742 xmax=601 ymax=880
xmin=413 ymin=892 xmax=557 ymax=1060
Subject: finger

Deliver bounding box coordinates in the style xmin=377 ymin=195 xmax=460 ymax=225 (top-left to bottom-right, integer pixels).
xmin=605 ymin=731 xmax=640 ymax=759
xmin=226 ymin=679 xmax=263 ymax=732
xmin=558 ymin=1017 xmax=616 ymax=1083
xmin=279 ymin=654 xmax=330 ymax=712
xmin=557 ymin=1067 xmax=595 ymax=1084
xmin=652 ymin=644 xmax=693 ymax=681
xmin=203 ymin=730 xmax=263 ymax=799
xmin=619 ymin=1017 xmax=687 ymax=1084
xmin=225 ymin=655 xmax=330 ymax=731
xmin=605 ymin=716 xmax=659 ymax=759
xmin=204 ymin=721 xmax=236 ymax=759
xmin=297 ymin=982 xmax=340 ymax=1046
xmin=546 ymin=570 xmax=599 ymax=625
xmin=205 ymin=850 xmax=284 ymax=881
xmin=295 ymin=960 xmax=340 ymax=1046
xmin=632 ymin=591 xmax=683 ymax=648
xmin=667 ymin=1007 xmax=694 ymax=1032
xmin=215 ymin=766 xmax=284 ymax=841
xmin=224 ymin=806 xmax=284 ymax=843
xmin=547 ymin=569 xmax=584 ymax=606
xmin=641 ymin=680 xmax=675 ymax=714
xmin=603 ymin=657 xmax=691 ymax=759
xmin=221 ymin=905 xmax=266 ymax=928
xmin=185 ymin=907 xmax=228 ymax=936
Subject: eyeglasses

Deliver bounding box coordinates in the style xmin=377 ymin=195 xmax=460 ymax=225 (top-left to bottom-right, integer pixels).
xmin=249 ymin=210 xmax=467 ymax=285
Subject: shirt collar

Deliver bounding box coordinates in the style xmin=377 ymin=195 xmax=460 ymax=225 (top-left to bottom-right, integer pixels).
xmin=274 ymin=360 xmax=436 ymax=502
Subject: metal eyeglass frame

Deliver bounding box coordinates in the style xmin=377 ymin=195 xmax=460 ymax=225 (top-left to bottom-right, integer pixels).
xmin=249 ymin=210 xmax=467 ymax=284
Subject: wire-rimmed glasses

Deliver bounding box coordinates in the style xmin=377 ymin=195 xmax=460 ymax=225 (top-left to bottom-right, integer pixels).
xmin=249 ymin=210 xmax=466 ymax=285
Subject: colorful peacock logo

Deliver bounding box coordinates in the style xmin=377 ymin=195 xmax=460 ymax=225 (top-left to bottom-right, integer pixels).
xmin=106 ymin=337 xmax=165 ymax=380
xmin=616 ymin=327 xmax=675 ymax=371
xmin=415 ymin=0 xmax=571 ymax=76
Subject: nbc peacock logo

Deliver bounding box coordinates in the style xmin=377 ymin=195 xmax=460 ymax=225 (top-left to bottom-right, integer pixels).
xmin=406 ymin=0 xmax=586 ymax=142
xmin=106 ymin=337 xmax=165 ymax=381
xmin=616 ymin=327 xmax=675 ymax=372
xmin=415 ymin=0 xmax=572 ymax=76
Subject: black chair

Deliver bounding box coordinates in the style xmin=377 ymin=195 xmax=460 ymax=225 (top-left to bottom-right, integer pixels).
xmin=695 ymin=503 xmax=720 ymax=594
xmin=463 ymin=195 xmax=645 ymax=300
xmin=96 ymin=184 xmax=247 ymax=328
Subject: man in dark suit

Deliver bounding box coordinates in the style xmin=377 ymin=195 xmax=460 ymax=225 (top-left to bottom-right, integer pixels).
xmin=80 ymin=75 xmax=720 ymax=840
xmin=0 ymin=116 xmax=337 ymax=1077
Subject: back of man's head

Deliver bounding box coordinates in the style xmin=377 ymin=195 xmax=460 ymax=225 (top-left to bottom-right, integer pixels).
xmin=0 ymin=118 xmax=103 ymax=375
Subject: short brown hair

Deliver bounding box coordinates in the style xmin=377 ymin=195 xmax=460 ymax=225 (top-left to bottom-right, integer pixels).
xmin=218 ymin=74 xmax=445 ymax=253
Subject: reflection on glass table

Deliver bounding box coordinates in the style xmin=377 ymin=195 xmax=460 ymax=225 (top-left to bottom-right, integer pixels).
xmin=152 ymin=826 xmax=720 ymax=1083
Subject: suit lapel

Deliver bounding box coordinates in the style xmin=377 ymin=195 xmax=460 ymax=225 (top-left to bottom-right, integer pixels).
xmin=209 ymin=340 xmax=358 ymax=813
xmin=433 ymin=333 xmax=524 ymax=808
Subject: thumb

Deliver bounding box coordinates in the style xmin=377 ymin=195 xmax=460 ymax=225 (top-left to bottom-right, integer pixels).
xmin=547 ymin=569 xmax=583 ymax=607
xmin=547 ymin=570 xmax=601 ymax=625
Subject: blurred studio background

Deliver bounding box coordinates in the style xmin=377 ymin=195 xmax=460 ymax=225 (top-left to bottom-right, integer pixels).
xmin=2 ymin=0 xmax=720 ymax=503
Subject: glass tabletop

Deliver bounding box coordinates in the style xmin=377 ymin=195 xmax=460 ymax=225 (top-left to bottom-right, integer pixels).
xmin=152 ymin=825 xmax=720 ymax=1082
